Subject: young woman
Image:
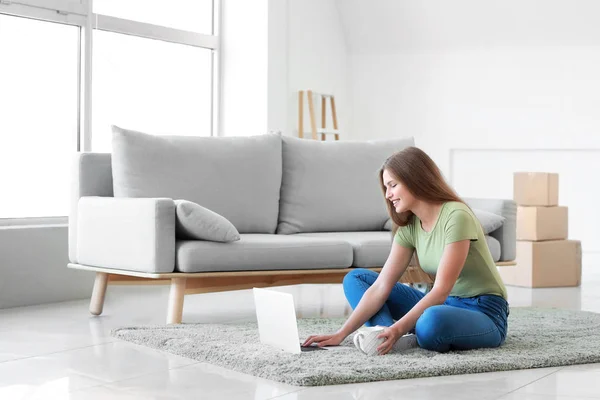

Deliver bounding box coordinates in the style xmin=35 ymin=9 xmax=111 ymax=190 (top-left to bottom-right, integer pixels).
xmin=302 ymin=146 xmax=509 ymax=355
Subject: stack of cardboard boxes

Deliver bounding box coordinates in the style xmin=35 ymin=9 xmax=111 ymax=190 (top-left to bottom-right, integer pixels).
xmin=498 ymin=172 xmax=582 ymax=288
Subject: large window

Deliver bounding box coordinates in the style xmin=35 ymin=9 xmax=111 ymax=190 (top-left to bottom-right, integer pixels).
xmin=94 ymin=0 xmax=213 ymax=34
xmin=0 ymin=14 xmax=79 ymax=218
xmin=92 ymin=31 xmax=213 ymax=152
xmin=0 ymin=0 xmax=217 ymax=220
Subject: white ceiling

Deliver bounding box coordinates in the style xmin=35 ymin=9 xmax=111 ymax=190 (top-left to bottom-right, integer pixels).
xmin=335 ymin=0 xmax=600 ymax=54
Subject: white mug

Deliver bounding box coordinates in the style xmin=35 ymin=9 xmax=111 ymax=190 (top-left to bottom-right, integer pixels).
xmin=353 ymin=326 xmax=386 ymax=356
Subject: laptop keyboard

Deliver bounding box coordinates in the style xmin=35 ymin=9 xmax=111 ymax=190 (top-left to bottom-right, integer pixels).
xmin=300 ymin=344 xmax=327 ymax=352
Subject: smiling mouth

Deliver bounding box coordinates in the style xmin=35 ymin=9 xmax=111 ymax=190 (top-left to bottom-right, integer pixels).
xmin=392 ymin=199 xmax=401 ymax=206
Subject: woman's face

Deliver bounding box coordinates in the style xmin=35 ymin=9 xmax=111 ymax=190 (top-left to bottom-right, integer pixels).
xmin=382 ymin=169 xmax=415 ymax=213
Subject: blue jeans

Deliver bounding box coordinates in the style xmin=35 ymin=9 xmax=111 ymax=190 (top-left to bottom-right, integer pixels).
xmin=342 ymin=268 xmax=509 ymax=353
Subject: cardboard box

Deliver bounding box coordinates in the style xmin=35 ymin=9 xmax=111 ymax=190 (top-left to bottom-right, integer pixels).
xmin=513 ymin=172 xmax=559 ymax=206
xmin=498 ymin=240 xmax=581 ymax=288
xmin=517 ymin=206 xmax=568 ymax=241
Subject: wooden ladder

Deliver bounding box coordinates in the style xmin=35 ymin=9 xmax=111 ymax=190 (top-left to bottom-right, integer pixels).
xmin=298 ymin=90 xmax=340 ymax=140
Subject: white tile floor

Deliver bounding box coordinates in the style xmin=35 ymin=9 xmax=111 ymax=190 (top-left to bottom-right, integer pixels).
xmin=2 ymin=255 xmax=600 ymax=400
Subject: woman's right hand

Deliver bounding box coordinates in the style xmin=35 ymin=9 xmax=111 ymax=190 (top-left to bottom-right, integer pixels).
xmin=302 ymin=332 xmax=345 ymax=347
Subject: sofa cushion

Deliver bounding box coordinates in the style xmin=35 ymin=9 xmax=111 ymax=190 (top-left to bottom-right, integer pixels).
xmin=296 ymin=231 xmax=393 ymax=268
xmin=485 ymin=235 xmax=501 ymax=262
xmin=298 ymin=232 xmax=502 ymax=266
xmin=174 ymin=200 xmax=240 ymax=242
xmin=175 ymin=234 xmax=353 ymax=273
xmin=111 ymin=126 xmax=282 ymax=234
xmin=464 ymin=197 xmax=516 ymax=262
xmin=277 ymin=136 xmax=414 ymax=234
xmin=473 ymin=208 xmax=505 ymax=234
xmin=383 ymin=219 xmax=392 ymax=231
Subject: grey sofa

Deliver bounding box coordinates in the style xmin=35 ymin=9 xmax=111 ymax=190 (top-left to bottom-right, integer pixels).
xmin=68 ymin=128 xmax=516 ymax=323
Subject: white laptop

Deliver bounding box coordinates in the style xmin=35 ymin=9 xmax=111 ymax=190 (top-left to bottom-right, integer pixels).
xmin=253 ymin=287 xmax=334 ymax=354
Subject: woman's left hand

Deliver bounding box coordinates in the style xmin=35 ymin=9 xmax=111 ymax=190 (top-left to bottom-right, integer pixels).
xmin=376 ymin=325 xmax=406 ymax=356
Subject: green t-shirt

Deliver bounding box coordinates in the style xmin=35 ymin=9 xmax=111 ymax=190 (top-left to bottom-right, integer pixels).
xmin=394 ymin=201 xmax=507 ymax=300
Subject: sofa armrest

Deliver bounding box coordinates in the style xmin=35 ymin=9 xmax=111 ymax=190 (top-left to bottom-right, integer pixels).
xmin=77 ymin=197 xmax=176 ymax=273
xmin=463 ymin=197 xmax=517 ymax=262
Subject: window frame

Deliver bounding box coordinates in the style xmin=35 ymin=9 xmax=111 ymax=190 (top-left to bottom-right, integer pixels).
xmin=0 ymin=0 xmax=220 ymax=224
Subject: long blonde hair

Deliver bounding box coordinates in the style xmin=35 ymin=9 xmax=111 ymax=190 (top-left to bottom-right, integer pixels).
xmin=379 ymin=147 xmax=466 ymax=237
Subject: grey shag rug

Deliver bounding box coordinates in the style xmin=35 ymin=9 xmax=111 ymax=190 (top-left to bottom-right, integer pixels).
xmin=111 ymin=307 xmax=600 ymax=386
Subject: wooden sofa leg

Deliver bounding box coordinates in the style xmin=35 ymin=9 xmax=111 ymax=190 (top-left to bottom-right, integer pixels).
xmin=90 ymin=272 xmax=109 ymax=316
xmin=167 ymin=278 xmax=187 ymax=324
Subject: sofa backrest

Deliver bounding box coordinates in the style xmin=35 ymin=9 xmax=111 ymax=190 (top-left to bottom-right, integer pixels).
xmin=69 ymin=153 xmax=113 ymax=263
xmin=111 ymin=126 xmax=282 ymax=235
xmin=277 ymin=136 xmax=415 ymax=234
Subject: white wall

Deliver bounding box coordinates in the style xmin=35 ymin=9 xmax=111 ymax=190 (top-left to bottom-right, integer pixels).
xmin=340 ymin=0 xmax=600 ymax=252
xmin=267 ymin=0 xmax=288 ymax=135
xmin=219 ymin=0 xmax=268 ymax=137
xmin=0 ymin=225 xmax=94 ymax=309
xmin=220 ymin=0 xmax=349 ymax=139
xmin=287 ymin=0 xmax=350 ymax=138
xmin=350 ymin=47 xmax=600 ymax=172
